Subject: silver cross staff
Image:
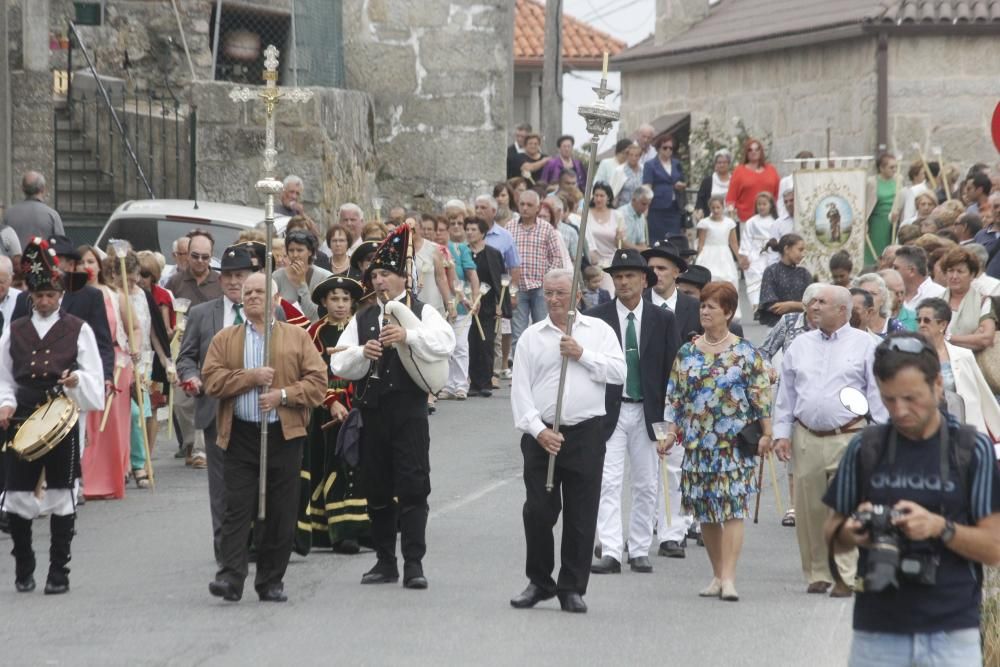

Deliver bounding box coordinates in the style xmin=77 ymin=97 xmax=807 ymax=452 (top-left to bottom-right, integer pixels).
xmin=229 ymin=45 xmax=313 ymax=520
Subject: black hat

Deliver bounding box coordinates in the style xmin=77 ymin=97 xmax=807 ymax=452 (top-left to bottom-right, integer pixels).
xmin=311 ymin=274 xmax=365 ymax=306
xmin=677 ymin=264 xmax=712 ymax=288
xmin=220 ymin=245 xmax=255 ymax=272
xmin=603 ymin=247 xmax=658 ymax=287
xmin=366 ymin=224 xmax=410 ymax=280
xmin=667 ymin=233 xmax=698 ymax=258
xmin=48 ymin=234 xmax=81 ymax=261
xmin=641 ymin=240 xmax=689 ymax=272
xmin=21 ymin=237 xmax=64 ymax=292
xmin=350 ymin=240 xmax=380 ymax=274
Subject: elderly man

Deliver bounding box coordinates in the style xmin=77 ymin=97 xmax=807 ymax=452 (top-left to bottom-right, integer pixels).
xmin=166 ymin=229 xmax=223 ymax=465
xmin=331 ymin=225 xmax=456 ymax=589
xmin=339 ymin=203 xmax=365 ymax=252
xmin=773 ymin=285 xmax=888 ymax=597
xmin=510 ymin=190 xmax=565 ymax=353
xmin=774 ymin=186 xmax=796 ymax=239
xmin=849 ymin=288 xmax=881 ymax=341
xmin=275 ymin=175 xmax=305 ymax=218
xmin=618 ymin=186 xmax=652 ymax=251
xmin=0 ymin=223 xmax=20 ymax=260
xmin=973 ymin=191 xmax=1000 ymax=279
xmin=2 ymin=172 xmax=64 ymax=249
xmin=852 ymin=272 xmax=904 ymax=337
xmin=0 ymin=239 xmax=104 ymax=594
xmin=877 ymin=267 xmax=917 ymax=330
xmin=510 ymin=268 xmax=626 ymax=613
xmin=0 ymin=255 xmax=20 ymax=334
xmin=159 ymin=236 xmax=190 ymax=288
xmin=202 ymin=272 xmax=326 ymax=603
xmin=893 ymin=245 xmax=945 ymax=312
xmin=636 ymin=123 xmax=656 ymax=168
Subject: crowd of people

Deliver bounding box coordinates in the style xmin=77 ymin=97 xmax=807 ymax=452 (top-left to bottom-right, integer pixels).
xmin=1 ymin=119 xmax=999 ymax=660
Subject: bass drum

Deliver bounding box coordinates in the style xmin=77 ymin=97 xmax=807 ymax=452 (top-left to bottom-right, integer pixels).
xmin=9 ymin=396 xmax=80 ymax=462
xmin=384 ymin=299 xmax=449 ymax=394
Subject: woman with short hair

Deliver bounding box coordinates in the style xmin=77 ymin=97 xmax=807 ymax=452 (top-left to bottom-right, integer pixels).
xmin=540 ymin=135 xmax=587 ymax=190
xmin=695 ymin=149 xmax=733 ymax=220
xmin=939 ymin=246 xmax=996 ymax=352
xmin=642 ymin=134 xmax=687 ymax=242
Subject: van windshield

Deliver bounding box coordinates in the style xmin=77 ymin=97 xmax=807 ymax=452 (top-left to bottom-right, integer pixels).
xmin=97 ymin=218 xmax=245 ymax=260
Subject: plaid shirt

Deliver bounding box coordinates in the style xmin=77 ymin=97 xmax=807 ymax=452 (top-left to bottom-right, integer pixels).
xmin=509 ymin=218 xmax=564 ymax=290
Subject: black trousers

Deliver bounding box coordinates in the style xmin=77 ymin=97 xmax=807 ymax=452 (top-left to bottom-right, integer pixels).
xmin=468 ymin=311 xmax=497 ymax=392
xmin=203 ymin=423 xmax=225 ymax=564
xmin=521 ymin=417 xmax=605 ymax=596
xmin=217 ymin=419 xmax=303 ymax=594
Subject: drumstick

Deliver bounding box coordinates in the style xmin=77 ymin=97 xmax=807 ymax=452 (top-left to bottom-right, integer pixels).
xmin=99 ymin=366 xmax=122 ymax=432
xmin=660 ymin=458 xmax=672 ymax=528
xmin=767 ymin=452 xmax=784 ymax=517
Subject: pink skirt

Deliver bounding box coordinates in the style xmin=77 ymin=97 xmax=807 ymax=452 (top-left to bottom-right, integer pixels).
xmin=81 ymin=356 xmax=133 ymax=500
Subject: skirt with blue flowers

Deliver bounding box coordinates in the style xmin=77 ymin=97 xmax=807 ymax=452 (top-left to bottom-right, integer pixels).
xmin=680 ymin=443 xmax=757 ymax=523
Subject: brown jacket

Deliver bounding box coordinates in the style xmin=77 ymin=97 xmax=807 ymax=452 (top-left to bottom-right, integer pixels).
xmin=202 ymin=321 xmax=327 ymax=449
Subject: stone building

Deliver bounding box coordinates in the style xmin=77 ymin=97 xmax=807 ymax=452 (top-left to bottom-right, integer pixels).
xmin=613 ymin=0 xmax=1000 ymax=178
xmin=1 ymin=0 xmax=513 ymax=234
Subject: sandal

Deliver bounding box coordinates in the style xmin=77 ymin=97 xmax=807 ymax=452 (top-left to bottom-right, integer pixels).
xmin=133 ymin=469 xmax=151 ymax=489
xmin=781 ymin=508 xmax=796 ymax=527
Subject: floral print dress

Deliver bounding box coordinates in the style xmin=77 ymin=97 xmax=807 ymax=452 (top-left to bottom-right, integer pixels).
xmin=665 ymin=338 xmax=772 ymax=523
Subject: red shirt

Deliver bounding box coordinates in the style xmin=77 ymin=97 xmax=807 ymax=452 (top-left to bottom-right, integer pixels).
xmin=152 ymin=284 xmax=175 ymax=329
xmin=726 ymin=163 xmax=780 ymax=222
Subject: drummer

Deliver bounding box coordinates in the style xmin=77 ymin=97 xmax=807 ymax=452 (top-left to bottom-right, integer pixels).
xmin=331 ymin=224 xmax=455 ymax=590
xmin=0 ymin=238 xmax=104 ymax=594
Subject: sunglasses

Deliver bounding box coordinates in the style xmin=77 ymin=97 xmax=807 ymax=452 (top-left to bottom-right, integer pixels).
xmin=916 ymin=317 xmax=940 ymax=325
xmin=876 ymin=336 xmax=934 ymax=356
xmin=140 ymin=270 xmax=153 ymax=279
xmin=189 ymin=252 xmax=211 ymax=262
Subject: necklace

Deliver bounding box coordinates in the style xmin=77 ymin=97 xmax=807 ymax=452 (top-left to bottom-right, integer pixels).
xmin=703 ymin=331 xmax=730 ymax=346
xmin=331 ymin=257 xmax=350 ymax=273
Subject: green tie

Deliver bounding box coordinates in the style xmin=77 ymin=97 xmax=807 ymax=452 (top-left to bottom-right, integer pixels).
xmin=625 ymin=312 xmax=642 ymax=400
xmin=660 ymin=302 xmax=670 ymax=311
xmin=233 ymin=303 xmax=244 ymax=325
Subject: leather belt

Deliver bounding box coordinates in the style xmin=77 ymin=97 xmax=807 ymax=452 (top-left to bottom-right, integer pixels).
xmin=796 ymin=416 xmax=864 ymax=438
xmin=621 ymin=397 xmax=643 ymax=404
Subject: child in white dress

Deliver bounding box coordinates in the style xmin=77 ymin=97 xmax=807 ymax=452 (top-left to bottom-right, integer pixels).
xmin=695 ymin=195 xmax=740 ymax=289
xmin=738 ymin=191 xmax=780 ymax=309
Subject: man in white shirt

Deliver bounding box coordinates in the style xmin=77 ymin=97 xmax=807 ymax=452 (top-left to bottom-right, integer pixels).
xmin=338 ymin=203 xmax=366 ymax=253
xmin=636 ymin=123 xmax=656 ymax=169
xmin=893 ymin=245 xmax=946 ymax=311
xmin=0 ymin=255 xmax=20 ymax=333
xmin=509 ymin=268 xmax=626 ymax=614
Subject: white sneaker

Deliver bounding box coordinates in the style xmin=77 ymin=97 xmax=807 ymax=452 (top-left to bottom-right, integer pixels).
xmin=455 ymin=391 xmax=467 ymax=400
xmin=501 ymin=369 xmax=512 ymax=379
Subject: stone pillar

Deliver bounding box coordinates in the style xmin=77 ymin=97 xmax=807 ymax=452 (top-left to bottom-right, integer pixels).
xmin=1 ymin=0 xmax=11 ymax=207
xmin=529 ymin=72 xmax=541 ymax=134
xmin=21 ymin=0 xmax=48 ymax=72
xmin=343 ymin=0 xmax=513 ymax=208
xmin=655 ymin=0 xmax=710 ymax=45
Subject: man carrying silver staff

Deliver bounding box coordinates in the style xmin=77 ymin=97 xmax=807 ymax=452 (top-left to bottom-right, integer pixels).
xmin=202 ymin=272 xmax=326 ymax=603
xmin=331 ymin=224 xmax=455 ymax=590
xmin=0 ymin=238 xmax=104 ymax=594
xmin=510 ymin=268 xmax=625 ymax=613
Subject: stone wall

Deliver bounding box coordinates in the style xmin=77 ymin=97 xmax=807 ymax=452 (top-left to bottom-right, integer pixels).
xmin=886 ymin=34 xmax=1000 ymax=167
xmin=193 ymin=80 xmax=377 ymax=227
xmin=9 ymin=71 xmax=56 ymax=197
xmin=620 ymin=38 xmax=879 ymax=178
xmin=342 ymin=0 xmax=513 ymax=210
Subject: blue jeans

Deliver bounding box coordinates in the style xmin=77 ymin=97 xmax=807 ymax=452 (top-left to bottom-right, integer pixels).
xmin=849 ymin=628 xmax=981 ymax=667
xmin=511 ymin=287 xmax=548 ymax=353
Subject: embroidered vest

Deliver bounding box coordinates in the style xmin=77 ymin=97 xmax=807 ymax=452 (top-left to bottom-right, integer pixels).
xmin=11 ymin=313 xmax=84 ymax=410
xmin=354 ymin=294 xmax=427 ymax=411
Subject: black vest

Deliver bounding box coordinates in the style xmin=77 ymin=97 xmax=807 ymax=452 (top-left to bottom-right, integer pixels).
xmin=11 ymin=313 xmax=84 ymax=412
xmin=354 ymin=294 xmax=428 ymax=412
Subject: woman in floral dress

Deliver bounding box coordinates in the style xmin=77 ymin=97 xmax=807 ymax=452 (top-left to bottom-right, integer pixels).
xmin=662 ymin=281 xmax=773 ymax=602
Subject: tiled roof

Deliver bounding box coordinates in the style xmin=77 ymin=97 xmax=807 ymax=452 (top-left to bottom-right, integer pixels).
xmin=615 ymin=0 xmax=1000 ymax=69
xmin=515 ymin=0 xmax=626 ymax=69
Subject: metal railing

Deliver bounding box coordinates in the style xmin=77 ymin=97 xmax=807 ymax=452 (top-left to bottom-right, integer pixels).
xmin=55 ymin=23 xmax=196 ymax=216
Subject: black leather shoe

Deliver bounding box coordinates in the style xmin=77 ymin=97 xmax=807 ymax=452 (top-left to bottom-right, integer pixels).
xmin=629 ymin=556 xmax=653 ymax=573
xmin=479 ymin=390 xmax=493 ymax=397
xmin=510 ymin=583 xmax=555 ymax=609
xmin=403 ymin=562 xmax=427 ymax=589
xmin=15 ymin=577 xmax=35 ymax=593
xmin=257 ymin=584 xmax=288 ymax=602
xmin=44 ymin=578 xmax=69 ymax=595
xmin=0 ymin=511 xmax=10 ymax=534
xmin=208 ymin=579 xmax=242 ymax=602
xmin=361 ymin=561 xmax=399 ymax=584
xmin=593 ymin=544 xmax=602 ymax=559
xmin=590 ymin=555 xmax=621 ymax=574
xmin=658 ymin=539 xmax=686 ymax=558
xmin=332 ymin=539 xmax=361 ymax=555
xmin=557 ymin=592 xmax=587 ymax=613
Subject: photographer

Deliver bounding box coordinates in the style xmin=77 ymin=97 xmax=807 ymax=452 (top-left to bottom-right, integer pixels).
xmin=824 ymin=331 xmax=1000 ymax=666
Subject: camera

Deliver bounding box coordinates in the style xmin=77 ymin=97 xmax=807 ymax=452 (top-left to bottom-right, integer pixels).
xmin=852 ymin=505 xmax=939 ymax=592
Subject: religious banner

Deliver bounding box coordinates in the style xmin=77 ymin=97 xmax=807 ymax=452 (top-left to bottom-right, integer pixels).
xmin=793 ymin=159 xmax=870 ymax=282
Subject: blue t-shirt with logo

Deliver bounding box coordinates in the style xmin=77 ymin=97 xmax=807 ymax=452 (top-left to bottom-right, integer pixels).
xmin=823 ymin=415 xmax=1000 ymax=634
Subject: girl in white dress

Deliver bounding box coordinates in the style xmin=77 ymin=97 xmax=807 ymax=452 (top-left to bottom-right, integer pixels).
xmin=738 ymin=191 xmax=780 ymax=309
xmin=695 ymin=195 xmax=739 ymax=289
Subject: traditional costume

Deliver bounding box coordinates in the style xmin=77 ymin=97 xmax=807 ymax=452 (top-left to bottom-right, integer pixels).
xmin=330 ymin=224 xmax=455 ymax=589
xmin=294 ymin=275 xmax=370 ymax=555
xmin=0 ymin=238 xmax=104 ymax=593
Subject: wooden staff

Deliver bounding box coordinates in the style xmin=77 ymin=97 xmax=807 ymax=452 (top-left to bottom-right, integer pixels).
xmin=112 ymin=242 xmax=153 ymax=487
xmin=471 ymin=284 xmax=491 ymax=341
xmin=753 ymin=455 xmax=766 ymax=524
xmin=165 ymin=300 xmax=190 ymax=440
xmin=98 ymin=365 xmax=122 ymax=432
xmin=933 ymin=148 xmax=952 ymax=201
xmin=912 ymin=143 xmax=939 ymax=191
xmin=766 ymin=452 xmax=784 ymax=517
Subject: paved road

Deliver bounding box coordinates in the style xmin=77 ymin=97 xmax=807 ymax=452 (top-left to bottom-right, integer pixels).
xmin=1 ymin=326 xmax=853 ymax=666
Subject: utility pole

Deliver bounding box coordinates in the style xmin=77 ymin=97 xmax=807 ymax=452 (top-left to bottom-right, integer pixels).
xmin=0 ymin=0 xmax=10 ymax=207
xmin=541 ymin=0 xmax=562 ymax=153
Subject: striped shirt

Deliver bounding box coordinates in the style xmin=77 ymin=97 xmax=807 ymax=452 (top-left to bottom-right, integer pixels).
xmin=509 ymin=218 xmax=564 ymax=291
xmin=233 ymin=321 xmax=279 ymax=423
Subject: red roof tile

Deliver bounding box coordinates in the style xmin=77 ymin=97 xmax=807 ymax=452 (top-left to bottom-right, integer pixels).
xmin=515 ymin=0 xmax=626 ymax=69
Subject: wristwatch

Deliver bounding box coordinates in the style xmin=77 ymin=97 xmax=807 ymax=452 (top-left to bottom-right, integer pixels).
xmin=280 ymin=389 xmax=288 ymax=407
xmin=939 ymin=518 xmax=957 ymax=544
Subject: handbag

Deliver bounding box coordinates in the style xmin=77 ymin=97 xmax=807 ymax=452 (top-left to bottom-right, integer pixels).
xmin=735 ymin=419 xmax=763 ymax=459
xmin=974 ymin=298 xmax=1000 ymax=393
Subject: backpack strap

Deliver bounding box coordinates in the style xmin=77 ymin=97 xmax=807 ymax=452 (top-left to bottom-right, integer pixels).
xmin=855 ymin=423 xmax=892 ymax=503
